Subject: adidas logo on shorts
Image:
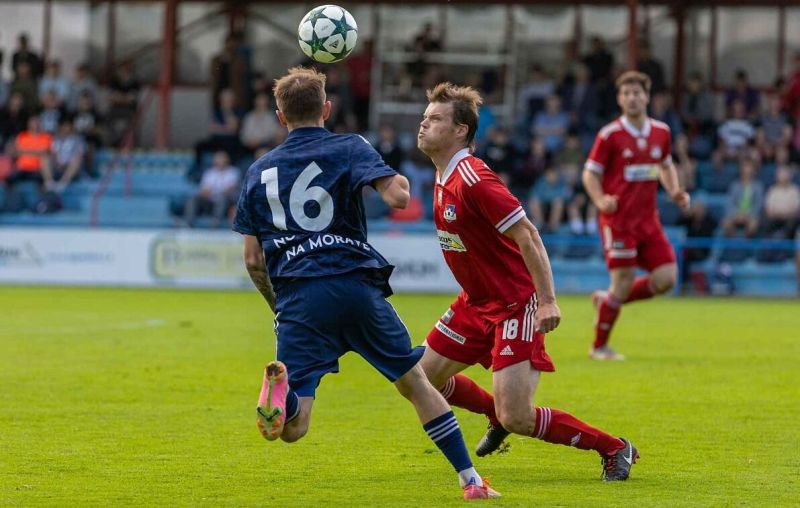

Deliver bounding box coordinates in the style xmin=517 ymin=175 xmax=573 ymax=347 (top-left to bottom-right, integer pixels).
xmin=500 ymin=345 xmax=514 ymax=356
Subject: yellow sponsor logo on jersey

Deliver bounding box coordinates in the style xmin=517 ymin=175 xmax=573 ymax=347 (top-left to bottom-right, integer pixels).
xmin=437 ymin=230 xmax=467 ymax=252
xmin=623 ymin=163 xmax=660 ymax=182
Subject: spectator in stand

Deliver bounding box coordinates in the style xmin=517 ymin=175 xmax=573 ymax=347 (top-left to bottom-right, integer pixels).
xmin=725 ymin=69 xmax=760 ymax=119
xmin=345 ymin=38 xmax=373 ymax=131
xmin=49 ymin=116 xmax=85 ymax=193
xmin=528 ymin=165 xmax=568 ymax=233
xmin=780 ymin=54 xmax=800 ymax=141
xmin=193 ymin=88 xmax=243 ymax=173
xmin=682 ymin=71 xmax=715 ymax=138
xmin=184 ymin=150 xmax=241 ymax=228
xmin=714 ymin=99 xmax=756 ymax=167
xmin=650 ymin=91 xmax=691 ymax=168
xmin=0 ymin=92 xmax=28 ymax=148
xmin=39 ymin=91 xmax=64 ymax=135
xmin=73 ymin=92 xmax=103 ymax=177
xmin=67 ymin=63 xmax=98 ymax=112
xmin=12 ymin=33 xmax=43 ymax=79
xmin=480 ymin=126 xmax=520 ymax=186
xmin=763 ymin=166 xmax=800 ymax=239
xmin=400 ymin=147 xmax=435 ymax=201
xmin=375 ymin=124 xmax=405 ymax=171
xmin=559 ymin=63 xmax=598 ymax=135
xmin=10 ymin=61 xmax=38 ymax=111
xmin=678 ymin=198 xmax=718 ymax=289
xmin=583 ymin=36 xmax=614 ymax=83
xmin=513 ymin=137 xmax=548 ymax=200
xmin=411 ymin=22 xmax=443 ymax=52
xmin=518 ymin=64 xmax=556 ymax=126
xmin=38 ymin=60 xmax=69 ymax=106
xmin=210 ymin=34 xmax=249 ymax=110
xmin=556 ymin=133 xmax=596 ymax=234
xmin=0 ymin=65 xmax=8 ymax=108
xmin=248 ymin=72 xmax=271 ymax=110
xmin=756 ymin=94 xmax=793 ymax=161
xmin=636 ymin=41 xmax=666 ymax=94
xmin=533 ymin=94 xmax=570 ymax=153
xmin=7 ymin=115 xmax=52 ymax=188
xmin=325 ymin=66 xmax=357 ymax=133
xmin=240 ymin=93 xmax=281 ymax=154
xmin=107 ymin=62 xmax=141 ymax=146
xmin=722 ymin=158 xmax=764 ymax=238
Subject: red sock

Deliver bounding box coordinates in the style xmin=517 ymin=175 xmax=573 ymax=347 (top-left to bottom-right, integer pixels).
xmin=625 ymin=276 xmax=656 ymax=303
xmin=594 ymin=294 xmax=621 ymax=349
xmin=532 ymin=407 xmax=624 ymax=456
xmin=439 ymin=374 xmax=500 ymax=426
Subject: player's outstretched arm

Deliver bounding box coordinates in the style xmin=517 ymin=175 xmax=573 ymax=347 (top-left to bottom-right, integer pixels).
xmin=659 ymin=163 xmax=690 ymax=211
xmin=504 ymin=218 xmax=561 ymax=334
xmin=374 ymin=174 xmax=410 ymax=209
xmin=243 ymin=234 xmax=276 ymax=313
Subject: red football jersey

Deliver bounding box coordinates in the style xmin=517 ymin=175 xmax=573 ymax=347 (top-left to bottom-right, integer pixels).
xmin=585 ymin=116 xmax=672 ymax=229
xmin=433 ymin=149 xmax=535 ymax=318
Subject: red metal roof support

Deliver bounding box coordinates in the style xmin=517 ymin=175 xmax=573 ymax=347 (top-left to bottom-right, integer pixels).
xmin=709 ymin=6 xmax=718 ymax=89
xmin=105 ymin=0 xmax=116 ymax=82
xmin=42 ymin=0 xmax=52 ymax=60
xmin=626 ymin=0 xmax=638 ymax=71
xmin=777 ymin=5 xmax=786 ymax=80
xmin=673 ymin=4 xmax=686 ymax=109
xmin=157 ymin=0 xmax=178 ymax=149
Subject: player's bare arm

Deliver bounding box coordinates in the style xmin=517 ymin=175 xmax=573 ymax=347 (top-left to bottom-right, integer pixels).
xmin=243 ymin=234 xmax=276 ymax=313
xmin=374 ymin=174 xmax=410 ymax=209
xmin=503 ymin=217 xmax=561 ymax=334
xmin=582 ymin=169 xmax=618 ymax=214
xmin=659 ymin=163 xmax=690 ymax=212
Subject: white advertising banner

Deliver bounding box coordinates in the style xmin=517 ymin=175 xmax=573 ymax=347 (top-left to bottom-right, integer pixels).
xmin=0 ymin=228 xmax=458 ymax=292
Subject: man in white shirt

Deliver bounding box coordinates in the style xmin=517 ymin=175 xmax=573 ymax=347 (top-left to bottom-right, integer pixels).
xmin=184 ymin=150 xmax=241 ymax=227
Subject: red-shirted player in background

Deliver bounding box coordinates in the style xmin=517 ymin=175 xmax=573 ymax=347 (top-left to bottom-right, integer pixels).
xmin=583 ymin=71 xmax=690 ymax=361
xmin=416 ymin=82 xmax=639 ymax=482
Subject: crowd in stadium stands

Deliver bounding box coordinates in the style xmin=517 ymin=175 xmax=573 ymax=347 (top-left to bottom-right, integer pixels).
xmin=183 ymin=29 xmax=800 ymax=265
xmin=0 ymin=32 xmax=142 ymax=213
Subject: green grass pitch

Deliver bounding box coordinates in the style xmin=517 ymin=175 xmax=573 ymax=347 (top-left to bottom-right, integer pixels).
xmin=1 ymin=287 xmax=798 ymax=506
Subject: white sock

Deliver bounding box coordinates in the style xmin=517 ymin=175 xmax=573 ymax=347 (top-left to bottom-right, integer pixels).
xmin=586 ymin=220 xmax=598 ymax=234
xmin=457 ymin=467 xmax=483 ymax=487
xmin=570 ymin=218 xmax=584 ymax=234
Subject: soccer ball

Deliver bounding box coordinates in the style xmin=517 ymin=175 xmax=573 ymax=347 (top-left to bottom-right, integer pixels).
xmin=298 ymin=5 xmax=358 ymax=64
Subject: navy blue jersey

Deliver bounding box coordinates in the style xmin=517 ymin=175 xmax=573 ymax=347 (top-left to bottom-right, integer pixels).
xmin=233 ymin=127 xmax=396 ymax=281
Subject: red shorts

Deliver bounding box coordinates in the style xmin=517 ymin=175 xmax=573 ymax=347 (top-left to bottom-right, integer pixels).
xmin=599 ymin=218 xmax=676 ymax=271
xmin=425 ymin=292 xmax=555 ymax=372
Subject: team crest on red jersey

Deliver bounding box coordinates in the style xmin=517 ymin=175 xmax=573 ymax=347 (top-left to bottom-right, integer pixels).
xmin=650 ymin=146 xmax=662 ymax=159
xmin=444 ymin=204 xmax=457 ymax=222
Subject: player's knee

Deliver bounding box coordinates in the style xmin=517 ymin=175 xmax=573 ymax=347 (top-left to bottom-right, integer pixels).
xmin=496 ymin=407 xmax=535 ymax=435
xmin=394 ymin=366 xmax=426 ymax=400
xmin=652 ymin=269 xmax=677 ymax=293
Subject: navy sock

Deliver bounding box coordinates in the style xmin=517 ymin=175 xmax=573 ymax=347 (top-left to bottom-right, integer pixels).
xmin=285 ymin=389 xmax=300 ymax=423
xmin=423 ymin=411 xmax=473 ymax=473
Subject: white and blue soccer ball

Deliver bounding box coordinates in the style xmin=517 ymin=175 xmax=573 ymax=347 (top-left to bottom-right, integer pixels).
xmin=298 ymin=5 xmax=358 ymax=64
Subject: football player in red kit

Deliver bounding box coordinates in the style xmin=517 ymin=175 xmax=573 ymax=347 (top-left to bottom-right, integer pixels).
xmin=583 ymin=71 xmax=690 ymax=361
xmin=416 ymin=82 xmax=638 ymax=481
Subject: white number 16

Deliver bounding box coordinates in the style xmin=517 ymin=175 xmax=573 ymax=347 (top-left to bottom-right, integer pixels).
xmin=261 ymin=162 xmax=334 ymax=232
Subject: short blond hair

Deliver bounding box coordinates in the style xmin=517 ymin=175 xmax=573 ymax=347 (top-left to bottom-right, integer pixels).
xmin=273 ymin=66 xmax=327 ymax=124
xmin=426 ymin=82 xmax=483 ymax=147
xmin=616 ymin=70 xmax=652 ymax=94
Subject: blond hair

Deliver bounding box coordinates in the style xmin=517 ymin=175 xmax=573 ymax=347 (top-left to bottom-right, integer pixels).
xmin=273 ymin=66 xmax=327 ymax=124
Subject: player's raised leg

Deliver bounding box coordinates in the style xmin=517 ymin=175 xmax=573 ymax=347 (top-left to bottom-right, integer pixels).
xmin=493 ymin=361 xmax=638 ymax=481
xmin=256 ymin=360 xmax=304 ymax=441
xmin=394 ymin=364 xmax=500 ymax=499
xmin=592 ymin=266 xmax=634 ymax=360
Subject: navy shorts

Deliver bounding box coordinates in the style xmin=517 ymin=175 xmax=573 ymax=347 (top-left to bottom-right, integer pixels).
xmin=273 ymin=270 xmax=423 ymax=397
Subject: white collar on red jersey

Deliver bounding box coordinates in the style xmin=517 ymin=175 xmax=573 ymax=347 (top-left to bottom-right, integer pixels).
xmin=620 ymin=116 xmax=651 ymax=138
xmin=438 ymin=148 xmax=471 ymax=185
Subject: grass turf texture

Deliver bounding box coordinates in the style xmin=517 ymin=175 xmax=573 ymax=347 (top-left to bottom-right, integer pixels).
xmin=1 ymin=287 xmax=798 ymax=506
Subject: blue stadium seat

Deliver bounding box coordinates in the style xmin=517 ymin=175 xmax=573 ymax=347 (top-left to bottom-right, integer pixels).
xmin=758 ymin=162 xmax=777 ymax=188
